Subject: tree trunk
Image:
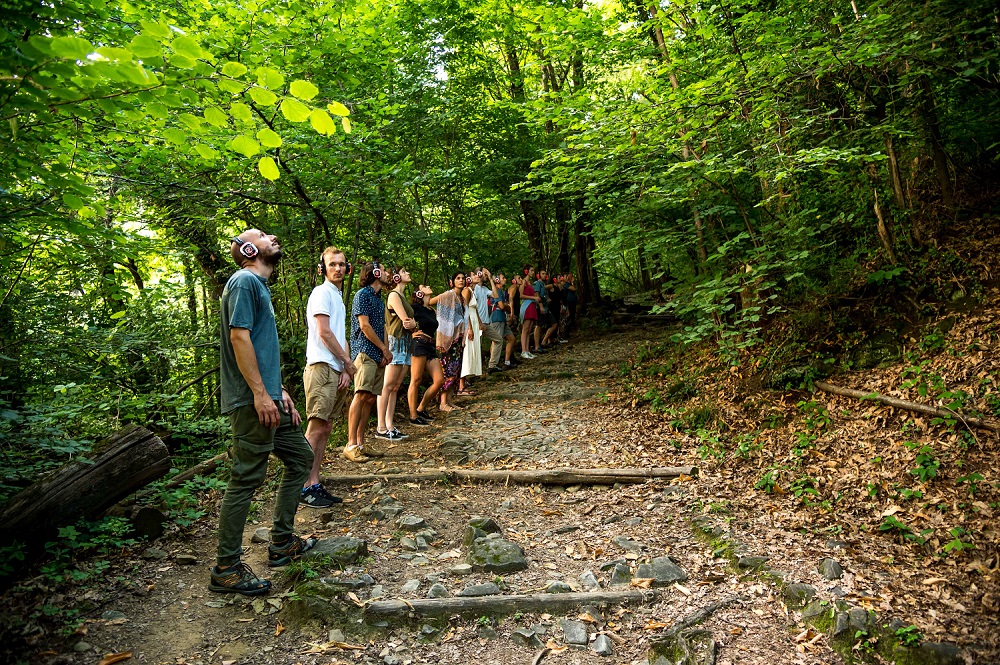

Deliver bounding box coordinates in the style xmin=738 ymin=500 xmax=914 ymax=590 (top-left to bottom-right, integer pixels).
xmin=918 ymin=78 xmax=954 ymax=210
xmin=873 ymin=189 xmax=899 ymax=264
xmin=0 ymin=425 xmax=170 ymax=547
xmin=885 ymin=134 xmax=907 ymax=210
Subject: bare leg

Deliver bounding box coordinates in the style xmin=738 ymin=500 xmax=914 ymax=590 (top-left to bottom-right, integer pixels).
xmin=504 ymin=334 xmax=515 ymax=362
xmin=418 ymin=359 xmax=444 ymax=412
xmin=303 ymin=417 xmax=333 ymax=487
xmin=408 ymin=355 xmax=427 ymax=419
xmin=347 ymin=393 xmax=368 ymax=449
xmin=383 ymin=364 xmax=407 ymax=431
xmin=521 ymin=320 xmax=534 ymax=356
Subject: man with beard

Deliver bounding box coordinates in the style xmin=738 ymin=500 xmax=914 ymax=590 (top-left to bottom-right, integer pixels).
xmin=300 ymin=247 xmax=354 ymax=508
xmin=211 ymin=229 xmax=315 ymax=597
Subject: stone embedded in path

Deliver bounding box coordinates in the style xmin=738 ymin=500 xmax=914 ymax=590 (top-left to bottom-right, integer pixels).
xmin=141 ymin=547 xmax=168 ymax=560
xmin=427 ymin=583 xmax=450 ymax=598
xmin=560 ymin=619 xmax=589 ymax=646
xmin=466 ymin=537 xmax=528 ymax=573
xmin=592 ymin=634 xmax=613 ymax=656
xmin=398 ymin=515 xmax=428 ymax=531
xmin=782 ymin=583 xmax=817 ymax=608
xmin=916 ymin=642 xmax=963 ymax=665
xmin=101 ymin=610 xmax=126 ymax=621
xmin=457 ymin=582 xmax=501 ymax=597
xmin=610 ymin=563 xmax=632 ymax=586
xmin=600 ymin=559 xmax=626 ymax=571
xmin=449 ymin=564 xmax=473 ymax=576
xmin=304 ymin=536 xmax=368 ymax=564
xmin=511 ymin=628 xmax=544 ymax=649
xmin=175 ymin=553 xmax=198 ymax=565
xmin=400 ymin=579 xmax=420 ymax=593
xmin=611 ymin=535 xmax=646 ymax=552
xmin=545 ymin=580 xmax=573 ymax=593
xmin=251 ymin=527 xmax=270 ymax=543
xmin=463 ymin=516 xmax=502 ymax=548
xmin=579 ymin=570 xmax=599 ymax=590
xmin=737 ymin=555 xmax=769 ymax=570
xmin=818 ymin=557 xmax=843 ymax=580
xmin=636 ymin=556 xmax=687 ymax=585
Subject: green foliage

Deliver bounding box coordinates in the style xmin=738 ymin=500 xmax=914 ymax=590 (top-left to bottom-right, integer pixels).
xmin=159 ymin=475 xmax=228 ymax=528
xmin=894 ymin=624 xmax=923 ymax=647
xmin=905 ymin=443 xmax=940 ymax=484
xmin=941 ymin=528 xmax=975 ymax=555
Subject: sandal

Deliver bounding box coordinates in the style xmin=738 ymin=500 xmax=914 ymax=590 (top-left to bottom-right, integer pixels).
xmin=456 ymin=390 xmax=477 ymax=396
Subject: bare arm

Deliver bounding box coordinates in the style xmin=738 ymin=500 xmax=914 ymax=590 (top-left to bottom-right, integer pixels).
xmin=357 ymin=314 xmax=390 ymax=367
xmin=388 ymin=291 xmax=416 ymax=330
xmin=230 ymin=327 xmax=280 ymax=428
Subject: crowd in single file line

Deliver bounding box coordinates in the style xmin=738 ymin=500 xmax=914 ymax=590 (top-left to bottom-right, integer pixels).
xmin=209 ymin=229 xmax=579 ymax=596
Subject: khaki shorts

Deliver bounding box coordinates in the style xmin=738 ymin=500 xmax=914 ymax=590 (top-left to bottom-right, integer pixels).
xmin=303 ymin=363 xmax=350 ymax=422
xmin=353 ymin=352 xmax=385 ymax=394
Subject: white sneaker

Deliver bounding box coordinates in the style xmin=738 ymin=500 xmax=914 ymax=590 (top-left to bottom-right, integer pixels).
xmin=521 ymin=351 xmax=536 ymax=359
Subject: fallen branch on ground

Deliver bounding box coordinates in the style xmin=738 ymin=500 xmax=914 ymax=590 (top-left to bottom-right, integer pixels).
xmin=649 ymin=595 xmax=746 ymax=646
xmin=323 ymin=466 xmax=697 ymax=487
xmin=121 ymin=450 xmax=229 ymax=507
xmin=815 ymin=381 xmax=998 ymax=433
xmin=364 ymin=589 xmax=657 ymax=619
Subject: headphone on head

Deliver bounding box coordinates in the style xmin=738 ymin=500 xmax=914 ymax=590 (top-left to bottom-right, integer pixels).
xmin=392 ymin=268 xmax=402 ymax=284
xmin=415 ymin=290 xmax=425 ymax=299
xmin=494 ymin=276 xmax=501 ymax=284
xmin=233 ymin=237 xmax=258 ymax=260
xmin=317 ymin=253 xmax=352 ymax=277
xmin=371 ymin=260 xmax=383 ymax=279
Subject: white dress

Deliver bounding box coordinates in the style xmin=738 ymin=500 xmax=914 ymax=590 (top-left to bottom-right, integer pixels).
xmin=461 ymin=293 xmax=483 ymax=378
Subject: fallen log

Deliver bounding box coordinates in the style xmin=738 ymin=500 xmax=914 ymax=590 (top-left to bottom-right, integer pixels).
xmin=364 ymin=589 xmax=657 ymax=619
xmin=120 ymin=449 xmax=229 ymax=508
xmin=815 ymin=381 xmax=999 ymax=433
xmin=323 ymin=466 xmax=698 ymax=487
xmin=0 ymin=425 xmax=170 ymax=546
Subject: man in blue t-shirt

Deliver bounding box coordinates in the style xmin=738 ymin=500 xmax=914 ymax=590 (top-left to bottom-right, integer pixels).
xmin=475 ymin=269 xmax=516 ymax=371
xmin=212 ymin=229 xmax=315 ymax=597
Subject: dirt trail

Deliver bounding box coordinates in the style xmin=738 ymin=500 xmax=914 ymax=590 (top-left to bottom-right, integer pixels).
xmin=24 ymin=327 xmax=947 ymax=665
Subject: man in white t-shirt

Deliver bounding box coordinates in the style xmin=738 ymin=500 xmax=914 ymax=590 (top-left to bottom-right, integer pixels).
xmin=300 ymin=247 xmax=355 ymax=508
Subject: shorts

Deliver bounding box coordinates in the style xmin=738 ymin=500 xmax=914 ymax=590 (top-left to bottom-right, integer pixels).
xmin=484 ymin=321 xmax=512 ymax=341
xmin=353 ymin=352 xmax=385 ymax=394
xmin=539 ymin=309 xmax=555 ymax=327
xmin=388 ymin=334 xmax=412 ymax=366
xmin=412 ymin=338 xmax=437 ymax=358
xmin=303 ymin=362 xmax=350 ymax=422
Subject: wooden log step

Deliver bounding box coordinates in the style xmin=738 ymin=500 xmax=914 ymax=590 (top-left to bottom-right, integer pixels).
xmin=323 ymin=466 xmax=698 ymax=487
xmin=364 ymin=589 xmax=658 ymax=619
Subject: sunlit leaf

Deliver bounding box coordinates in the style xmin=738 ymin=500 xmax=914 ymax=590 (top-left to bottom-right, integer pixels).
xmin=228 ymin=134 xmax=260 ymax=157
xmin=50 ymin=37 xmax=93 ymax=60
xmin=280 ymin=98 xmax=311 ymax=123
xmin=289 ymin=79 xmax=319 ymax=100
xmin=327 ymin=101 xmax=350 ymax=116
xmin=309 ymin=108 xmax=336 ymax=135
xmin=258 ymin=156 xmax=280 ymax=180
xmin=229 ymin=103 xmax=253 ymax=123
xmin=257 ymin=128 xmax=282 ymax=148
xmin=221 ymin=61 xmax=248 ymax=78
xmin=341 ymin=116 xmax=352 ymax=133
xmin=248 ymin=87 xmax=277 ymax=106
xmin=128 ymin=35 xmax=162 ymax=59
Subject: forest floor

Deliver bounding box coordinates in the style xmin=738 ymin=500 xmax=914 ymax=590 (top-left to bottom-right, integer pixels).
xmin=6 ymin=312 xmax=1000 ymax=665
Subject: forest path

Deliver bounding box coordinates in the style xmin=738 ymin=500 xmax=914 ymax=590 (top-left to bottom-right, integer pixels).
xmin=60 ymin=327 xmax=852 ymax=665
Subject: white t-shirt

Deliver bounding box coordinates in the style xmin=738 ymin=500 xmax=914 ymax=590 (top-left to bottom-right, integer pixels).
xmin=305 ymin=280 xmax=347 ymax=371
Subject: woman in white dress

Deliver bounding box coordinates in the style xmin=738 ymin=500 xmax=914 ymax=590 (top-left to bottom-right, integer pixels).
xmin=459 ymin=270 xmax=484 ymax=395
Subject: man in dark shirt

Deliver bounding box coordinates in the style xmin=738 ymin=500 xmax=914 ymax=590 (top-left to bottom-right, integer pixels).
xmin=344 ymin=261 xmax=392 ymax=462
xmin=211 ymin=229 xmax=315 ymax=597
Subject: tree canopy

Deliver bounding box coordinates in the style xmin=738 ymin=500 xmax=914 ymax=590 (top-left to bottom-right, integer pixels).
xmin=1 ymin=0 xmax=998 ymax=491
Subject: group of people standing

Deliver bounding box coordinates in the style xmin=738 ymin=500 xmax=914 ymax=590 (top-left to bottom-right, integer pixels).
xmin=210 ymin=229 xmax=579 ymax=596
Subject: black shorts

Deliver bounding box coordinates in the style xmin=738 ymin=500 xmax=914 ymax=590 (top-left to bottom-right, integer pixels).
xmin=412 ymin=339 xmax=438 ymax=359
xmin=540 ymin=310 xmax=555 ymax=327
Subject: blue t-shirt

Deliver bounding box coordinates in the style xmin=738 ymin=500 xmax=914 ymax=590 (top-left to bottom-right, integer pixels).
xmin=487 ymin=288 xmax=508 ymax=324
xmin=219 ymin=270 xmax=283 ymax=414
xmin=534 ymin=279 xmax=549 ymax=307
xmin=351 ymin=285 xmax=386 ymax=363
